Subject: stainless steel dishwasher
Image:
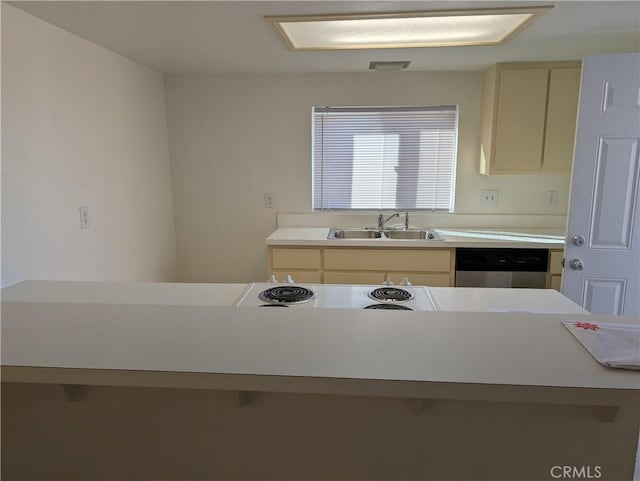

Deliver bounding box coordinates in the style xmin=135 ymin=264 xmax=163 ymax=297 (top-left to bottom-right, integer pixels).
xmin=455 ymin=248 xmax=549 ymax=288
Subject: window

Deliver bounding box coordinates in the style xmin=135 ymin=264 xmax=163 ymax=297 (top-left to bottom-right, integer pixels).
xmin=313 ymin=106 xmax=458 ymax=211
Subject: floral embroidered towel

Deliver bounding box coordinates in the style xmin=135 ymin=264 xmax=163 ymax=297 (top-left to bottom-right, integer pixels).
xmin=562 ymin=320 xmax=640 ymax=371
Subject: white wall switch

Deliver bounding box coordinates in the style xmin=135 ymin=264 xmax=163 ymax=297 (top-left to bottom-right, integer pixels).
xmin=79 ymin=206 xmax=89 ymax=229
xmin=547 ymin=190 xmax=558 ymax=207
xmin=264 ymin=193 xmax=274 ymax=208
xmin=480 ymin=190 xmax=499 ymax=207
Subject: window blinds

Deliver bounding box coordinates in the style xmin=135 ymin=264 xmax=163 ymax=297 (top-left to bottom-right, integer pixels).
xmin=313 ymin=106 xmax=458 ymax=211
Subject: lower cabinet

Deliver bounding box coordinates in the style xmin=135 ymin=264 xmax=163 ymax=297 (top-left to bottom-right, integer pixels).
xmin=270 ymin=246 xmax=562 ymax=289
xmin=547 ymin=249 xmax=564 ymax=291
xmin=269 ymin=246 xmax=455 ymax=286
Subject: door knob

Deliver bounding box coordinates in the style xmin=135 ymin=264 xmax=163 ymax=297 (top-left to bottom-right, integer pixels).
xmin=568 ymin=258 xmax=584 ymax=270
xmin=571 ymin=235 xmax=586 ymax=246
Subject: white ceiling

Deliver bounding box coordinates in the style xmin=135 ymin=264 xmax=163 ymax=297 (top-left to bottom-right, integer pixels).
xmin=8 ymin=0 xmax=640 ymax=74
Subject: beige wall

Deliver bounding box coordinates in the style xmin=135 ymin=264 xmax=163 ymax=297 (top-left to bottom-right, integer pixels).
xmin=165 ymin=72 xmax=570 ymax=283
xmin=1 ymin=5 xmax=177 ymax=286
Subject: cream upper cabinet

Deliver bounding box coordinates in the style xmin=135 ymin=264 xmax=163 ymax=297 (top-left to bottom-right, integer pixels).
xmin=480 ymin=61 xmax=581 ymax=175
xmin=542 ymin=67 xmax=582 ymax=170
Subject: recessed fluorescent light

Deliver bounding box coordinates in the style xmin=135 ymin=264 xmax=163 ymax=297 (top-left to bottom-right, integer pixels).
xmin=369 ymin=61 xmax=411 ymax=71
xmin=266 ymin=7 xmax=552 ymax=50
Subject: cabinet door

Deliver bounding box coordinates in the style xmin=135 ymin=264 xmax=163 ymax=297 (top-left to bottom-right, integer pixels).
xmin=493 ymin=69 xmax=549 ymax=172
xmin=547 ymin=250 xmax=564 ymax=290
xmin=549 ymin=250 xmax=564 ymax=275
xmin=388 ymin=273 xmax=451 ymax=287
xmin=271 ymin=270 xmax=322 ymax=284
xmin=542 ymin=67 xmax=581 ymax=170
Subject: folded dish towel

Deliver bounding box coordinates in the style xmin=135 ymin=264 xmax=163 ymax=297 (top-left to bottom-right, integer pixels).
xmin=562 ymin=320 xmax=640 ymax=370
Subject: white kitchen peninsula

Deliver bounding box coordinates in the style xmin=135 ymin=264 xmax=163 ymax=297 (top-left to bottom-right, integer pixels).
xmin=1 ymin=281 xmax=639 ymax=480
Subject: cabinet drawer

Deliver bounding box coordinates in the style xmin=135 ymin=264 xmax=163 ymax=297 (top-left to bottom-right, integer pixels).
xmin=549 ymin=250 xmax=564 ymax=275
xmin=272 ymin=248 xmax=321 ymax=269
xmin=324 ymin=249 xmax=451 ymax=272
xmin=388 ymin=273 xmax=451 ymax=287
xmin=271 ymin=270 xmax=322 ymax=284
xmin=323 ymin=271 xmax=385 ymax=285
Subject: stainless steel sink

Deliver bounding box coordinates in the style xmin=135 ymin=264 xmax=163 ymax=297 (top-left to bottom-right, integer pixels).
xmin=384 ymin=229 xmax=442 ymax=240
xmin=328 ymin=228 xmax=383 ymax=239
xmin=327 ymin=228 xmax=442 ymax=240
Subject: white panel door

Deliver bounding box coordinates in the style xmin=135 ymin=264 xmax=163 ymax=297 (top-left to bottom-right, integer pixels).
xmin=563 ymin=53 xmax=640 ymax=315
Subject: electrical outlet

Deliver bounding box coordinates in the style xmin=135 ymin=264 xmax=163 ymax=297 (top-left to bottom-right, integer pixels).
xmin=264 ymin=193 xmax=274 ymax=208
xmin=547 ymin=190 xmax=558 ymax=207
xmin=79 ymin=206 xmax=89 ymax=229
xmin=480 ymin=190 xmax=499 ymax=207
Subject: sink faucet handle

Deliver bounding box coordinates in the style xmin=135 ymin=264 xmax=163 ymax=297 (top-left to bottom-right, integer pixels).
xmin=379 ymin=212 xmax=400 ymax=229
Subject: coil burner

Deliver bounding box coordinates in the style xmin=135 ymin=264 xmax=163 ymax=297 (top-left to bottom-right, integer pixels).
xmin=364 ymin=303 xmax=413 ymax=310
xmin=368 ymin=287 xmax=414 ymax=303
xmin=258 ymin=286 xmax=316 ymax=305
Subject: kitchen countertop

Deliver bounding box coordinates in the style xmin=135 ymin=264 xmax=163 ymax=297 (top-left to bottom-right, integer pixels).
xmin=266 ymin=227 xmax=566 ymax=248
xmin=1 ymin=280 xmax=248 ymax=306
xmin=1 ymin=281 xmax=636 ymax=406
xmin=3 ymin=280 xmax=587 ymax=314
xmin=1 ymin=301 xmax=638 ymax=406
xmin=429 ymin=287 xmax=587 ymax=313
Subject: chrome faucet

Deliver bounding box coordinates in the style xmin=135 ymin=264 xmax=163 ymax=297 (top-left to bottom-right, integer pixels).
xmin=404 ymin=212 xmax=409 ymax=230
xmin=378 ymin=212 xmax=400 ymax=229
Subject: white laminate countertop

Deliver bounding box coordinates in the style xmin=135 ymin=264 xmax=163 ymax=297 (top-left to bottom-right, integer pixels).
xmin=1 ymin=301 xmax=638 ymax=397
xmin=429 ymin=288 xmax=588 ymax=314
xmin=2 ymin=281 xmax=586 ymax=314
xmin=266 ymin=227 xmax=566 ymax=248
xmin=1 ymin=281 xmax=637 ymax=404
xmin=1 ymin=280 xmax=247 ymax=306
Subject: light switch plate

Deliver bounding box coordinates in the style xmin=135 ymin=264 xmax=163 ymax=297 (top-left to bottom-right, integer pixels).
xmin=79 ymin=206 xmax=89 ymax=229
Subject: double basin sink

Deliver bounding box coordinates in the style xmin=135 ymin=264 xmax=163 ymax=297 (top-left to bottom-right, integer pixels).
xmin=328 ymin=227 xmax=443 ymax=241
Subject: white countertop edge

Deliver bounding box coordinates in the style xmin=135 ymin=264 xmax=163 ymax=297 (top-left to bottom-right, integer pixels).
xmin=3 ymin=366 xmax=637 ymax=406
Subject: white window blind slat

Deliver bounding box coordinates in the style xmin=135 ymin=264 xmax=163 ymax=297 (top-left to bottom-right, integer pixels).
xmin=313 ymin=106 xmax=458 ymax=211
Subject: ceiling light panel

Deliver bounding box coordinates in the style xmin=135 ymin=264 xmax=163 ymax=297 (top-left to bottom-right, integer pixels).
xmin=268 ymin=7 xmax=552 ymax=50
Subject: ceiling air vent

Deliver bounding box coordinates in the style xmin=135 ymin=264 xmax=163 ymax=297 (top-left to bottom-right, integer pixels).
xmin=369 ymin=61 xmax=411 ymax=71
